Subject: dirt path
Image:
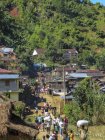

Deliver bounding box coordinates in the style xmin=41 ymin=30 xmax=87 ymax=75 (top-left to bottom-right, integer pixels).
xmin=29 ymin=93 xmax=105 ymax=140
xmin=37 ymin=94 xmax=62 ymax=140
xmin=39 ymin=93 xmax=64 ymax=114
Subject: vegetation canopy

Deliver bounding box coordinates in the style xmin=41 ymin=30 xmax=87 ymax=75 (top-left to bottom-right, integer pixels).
xmin=0 ymin=0 xmax=105 ymax=69
xmin=64 ymin=78 xmax=105 ymax=125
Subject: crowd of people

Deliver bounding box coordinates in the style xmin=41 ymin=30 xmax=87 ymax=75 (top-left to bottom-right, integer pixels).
xmin=21 ymin=75 xmax=88 ymax=140
xmin=32 ymin=84 xmax=88 ymax=140
xmin=33 ymin=101 xmax=75 ymax=140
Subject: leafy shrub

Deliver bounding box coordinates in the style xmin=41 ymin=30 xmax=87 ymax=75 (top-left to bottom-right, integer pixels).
xmin=13 ymin=101 xmax=25 ymax=118
xmin=64 ymin=101 xmax=81 ymax=124
xmin=64 ymin=78 xmax=105 ymax=125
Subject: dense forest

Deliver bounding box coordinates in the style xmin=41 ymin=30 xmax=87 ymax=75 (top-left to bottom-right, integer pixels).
xmin=0 ymin=0 xmax=105 ymax=70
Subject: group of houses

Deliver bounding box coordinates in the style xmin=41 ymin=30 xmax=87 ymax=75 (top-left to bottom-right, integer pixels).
xmin=33 ymin=48 xmax=78 ymax=63
xmin=0 ymin=47 xmax=105 ymax=102
xmin=0 ymin=46 xmax=19 ymax=101
xmin=47 ymin=66 xmax=105 ymax=90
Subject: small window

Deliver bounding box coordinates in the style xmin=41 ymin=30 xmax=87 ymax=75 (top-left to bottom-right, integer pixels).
xmin=5 ymin=80 xmax=10 ymax=86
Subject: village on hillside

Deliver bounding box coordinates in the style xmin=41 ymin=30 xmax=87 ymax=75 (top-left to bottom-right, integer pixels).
xmin=0 ymin=46 xmax=105 ymax=140
xmin=1 ymin=0 xmax=105 ymax=139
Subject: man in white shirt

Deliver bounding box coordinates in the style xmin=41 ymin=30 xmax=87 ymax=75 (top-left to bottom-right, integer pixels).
xmin=52 ymin=117 xmax=56 ymax=129
xmin=56 ymin=115 xmax=61 ymax=124
xmin=59 ymin=120 xmax=64 ymax=136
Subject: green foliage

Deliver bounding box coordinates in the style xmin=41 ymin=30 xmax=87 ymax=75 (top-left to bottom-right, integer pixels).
xmin=96 ymin=49 xmax=105 ymax=70
xmin=0 ymin=61 xmax=6 ymax=69
xmin=64 ymin=101 xmax=81 ymax=124
xmin=4 ymin=92 xmax=10 ymax=98
xmin=78 ymin=50 xmax=96 ymax=66
xmin=0 ymin=0 xmax=105 ymax=68
xmin=92 ymin=95 xmax=105 ymax=124
xmin=74 ymin=78 xmax=93 ymax=109
xmin=13 ymin=101 xmax=25 ymax=117
xmin=64 ymin=78 xmax=105 ymax=125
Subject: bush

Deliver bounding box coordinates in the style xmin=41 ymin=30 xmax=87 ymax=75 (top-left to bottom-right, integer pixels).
xmin=64 ymin=101 xmax=82 ymax=124
xmin=92 ymin=95 xmax=105 ymax=124
xmin=13 ymin=101 xmax=25 ymax=118
xmin=64 ymin=78 xmax=105 ymax=125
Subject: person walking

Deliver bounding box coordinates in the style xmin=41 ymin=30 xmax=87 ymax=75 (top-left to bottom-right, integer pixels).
xmin=64 ymin=117 xmax=68 ymax=130
xmin=62 ymin=129 xmax=67 ymax=140
xmin=59 ymin=119 xmax=64 ymax=137
xmin=46 ymin=121 xmax=51 ymax=134
xmin=52 ymin=117 xmax=56 ymax=130
xmin=54 ymin=123 xmax=59 ymax=134
xmin=51 ymin=130 xmax=58 ymax=140
xmin=42 ymin=117 xmax=45 ymax=132
xmin=78 ymin=125 xmax=88 ymax=140
xmin=70 ymin=130 xmax=74 ymax=140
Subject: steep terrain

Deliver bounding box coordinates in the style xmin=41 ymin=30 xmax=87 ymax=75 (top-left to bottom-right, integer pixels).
xmin=0 ymin=0 xmax=105 ymax=69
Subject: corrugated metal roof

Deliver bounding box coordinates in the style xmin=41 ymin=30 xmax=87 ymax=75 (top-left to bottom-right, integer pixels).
xmin=61 ymin=95 xmax=74 ymax=99
xmin=54 ymin=67 xmax=76 ymax=72
xmin=0 ymin=68 xmax=13 ymax=74
xmin=0 ymin=74 xmax=19 ymax=79
xmin=63 ymin=49 xmax=78 ymax=54
xmin=0 ymin=48 xmax=13 ymax=53
xmin=77 ymin=69 xmax=100 ymax=73
xmin=69 ymin=73 xmax=89 ymax=78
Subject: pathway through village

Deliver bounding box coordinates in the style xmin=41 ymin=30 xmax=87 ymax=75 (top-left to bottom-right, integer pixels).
xmin=30 ymin=93 xmax=64 ymax=140
xmin=27 ymin=93 xmax=105 ymax=140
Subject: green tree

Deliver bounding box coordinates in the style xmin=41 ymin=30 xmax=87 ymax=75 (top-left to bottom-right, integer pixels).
xmin=0 ymin=0 xmax=105 ymax=71
xmin=64 ymin=78 xmax=105 ymax=124
xmin=96 ymin=50 xmax=105 ymax=70
xmin=64 ymin=101 xmax=82 ymax=124
xmin=78 ymin=50 xmax=96 ymax=66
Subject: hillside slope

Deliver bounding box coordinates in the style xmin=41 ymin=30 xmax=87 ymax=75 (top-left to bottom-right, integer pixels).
xmin=0 ymin=0 xmax=105 ymax=69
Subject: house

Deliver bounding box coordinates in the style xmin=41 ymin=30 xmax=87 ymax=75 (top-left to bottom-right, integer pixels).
xmin=0 ymin=68 xmax=19 ymax=101
xmin=68 ymin=73 xmax=89 ymax=79
xmin=76 ymin=69 xmax=104 ymax=78
xmin=53 ymin=67 xmax=76 ymax=77
xmin=32 ymin=48 xmax=45 ymax=56
xmin=0 ymin=47 xmax=17 ymax=70
xmin=63 ymin=49 xmax=78 ymax=63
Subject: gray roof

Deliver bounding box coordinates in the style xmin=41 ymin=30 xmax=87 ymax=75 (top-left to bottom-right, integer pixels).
xmin=0 ymin=74 xmax=19 ymax=79
xmin=0 ymin=48 xmax=13 ymax=53
xmin=69 ymin=73 xmax=89 ymax=78
xmin=61 ymin=95 xmax=74 ymax=100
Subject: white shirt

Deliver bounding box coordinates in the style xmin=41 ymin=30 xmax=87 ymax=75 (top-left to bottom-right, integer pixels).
xmin=52 ymin=119 xmax=56 ymax=125
xmin=56 ymin=117 xmax=60 ymax=123
xmin=49 ymin=135 xmax=55 ymax=140
xmin=59 ymin=121 xmax=64 ymax=128
xmin=46 ymin=122 xmax=50 ymax=128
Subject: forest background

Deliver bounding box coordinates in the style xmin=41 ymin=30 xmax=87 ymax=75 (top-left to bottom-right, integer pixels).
xmin=1 ymin=0 xmax=105 ymax=71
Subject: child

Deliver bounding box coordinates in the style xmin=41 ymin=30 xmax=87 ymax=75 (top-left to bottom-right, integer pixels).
xmin=70 ymin=130 xmax=74 ymax=140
